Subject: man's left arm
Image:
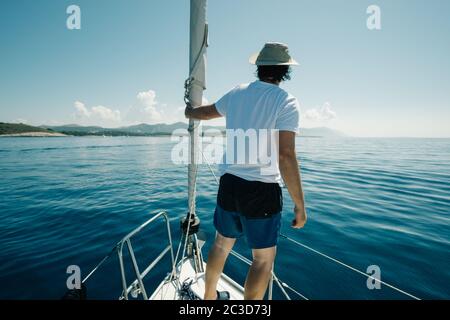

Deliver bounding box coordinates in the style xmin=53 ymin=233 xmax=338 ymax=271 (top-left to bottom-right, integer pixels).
xmin=185 ymin=104 xmax=222 ymax=120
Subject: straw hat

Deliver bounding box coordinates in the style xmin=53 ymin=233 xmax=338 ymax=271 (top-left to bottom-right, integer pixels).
xmin=249 ymin=42 xmax=299 ymax=66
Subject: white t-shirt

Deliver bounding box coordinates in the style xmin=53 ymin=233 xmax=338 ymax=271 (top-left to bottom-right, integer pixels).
xmin=215 ymin=80 xmax=300 ymax=184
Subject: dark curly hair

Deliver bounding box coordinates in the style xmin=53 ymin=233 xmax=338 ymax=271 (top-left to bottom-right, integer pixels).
xmin=256 ymin=65 xmax=292 ymax=82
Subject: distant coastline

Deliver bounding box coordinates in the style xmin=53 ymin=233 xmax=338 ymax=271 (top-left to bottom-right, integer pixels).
xmin=0 ymin=122 xmax=67 ymax=137
xmin=0 ymin=132 xmax=67 ymax=137
xmin=0 ymin=122 xmax=346 ymax=138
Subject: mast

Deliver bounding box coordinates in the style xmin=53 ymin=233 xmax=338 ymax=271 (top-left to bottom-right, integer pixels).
xmin=179 ymin=0 xmax=208 ymax=273
xmin=187 ymin=0 xmax=207 ymax=219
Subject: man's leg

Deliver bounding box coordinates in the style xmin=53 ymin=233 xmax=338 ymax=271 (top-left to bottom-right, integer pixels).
xmin=204 ymin=232 xmax=236 ymax=300
xmin=244 ymin=246 xmax=276 ymax=300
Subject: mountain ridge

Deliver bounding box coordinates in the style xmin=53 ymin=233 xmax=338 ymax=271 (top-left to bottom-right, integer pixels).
xmin=43 ymin=123 xmax=346 ymax=137
xmin=1 ymin=122 xmax=346 ymax=137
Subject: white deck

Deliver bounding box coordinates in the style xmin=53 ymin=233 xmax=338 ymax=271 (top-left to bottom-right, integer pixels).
xmin=150 ymin=258 xmax=244 ymax=300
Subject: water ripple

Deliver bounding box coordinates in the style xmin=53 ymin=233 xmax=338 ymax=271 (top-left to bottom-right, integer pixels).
xmin=0 ymin=137 xmax=449 ymax=299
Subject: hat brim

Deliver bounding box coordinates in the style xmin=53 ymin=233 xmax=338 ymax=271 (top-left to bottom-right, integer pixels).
xmin=249 ymin=52 xmax=299 ymax=66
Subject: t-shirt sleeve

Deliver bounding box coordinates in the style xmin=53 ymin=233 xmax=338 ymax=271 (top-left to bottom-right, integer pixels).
xmin=215 ymin=88 xmax=235 ymax=116
xmin=275 ymin=96 xmax=301 ymax=133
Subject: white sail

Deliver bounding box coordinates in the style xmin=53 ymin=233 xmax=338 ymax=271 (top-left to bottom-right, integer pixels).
xmin=187 ymin=0 xmax=208 ymax=216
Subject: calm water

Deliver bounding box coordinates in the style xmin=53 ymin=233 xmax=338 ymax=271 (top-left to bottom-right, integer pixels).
xmin=0 ymin=136 xmax=449 ymax=299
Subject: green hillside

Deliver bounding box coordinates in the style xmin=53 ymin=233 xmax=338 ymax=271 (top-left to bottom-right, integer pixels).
xmin=0 ymin=122 xmax=53 ymax=135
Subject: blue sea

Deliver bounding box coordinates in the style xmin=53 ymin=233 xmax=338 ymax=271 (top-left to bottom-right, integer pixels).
xmin=0 ymin=136 xmax=449 ymax=300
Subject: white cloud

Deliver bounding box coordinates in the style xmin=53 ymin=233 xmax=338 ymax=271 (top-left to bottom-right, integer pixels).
xmin=73 ymin=101 xmax=121 ymax=127
xmin=72 ymin=89 xmax=186 ymax=127
xmin=91 ymin=105 xmax=121 ymax=122
xmin=305 ymin=102 xmax=337 ymax=121
xmin=13 ymin=118 xmax=29 ymax=124
xmin=126 ymin=89 xmax=163 ymax=124
xmin=74 ymin=101 xmax=90 ymax=117
xmin=137 ymin=90 xmax=157 ymax=108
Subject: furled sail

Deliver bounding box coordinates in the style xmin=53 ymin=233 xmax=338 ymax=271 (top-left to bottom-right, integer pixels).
xmin=186 ymin=0 xmax=208 ymax=217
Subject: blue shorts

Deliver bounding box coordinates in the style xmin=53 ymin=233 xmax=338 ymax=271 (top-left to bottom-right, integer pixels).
xmin=213 ymin=205 xmax=281 ymax=249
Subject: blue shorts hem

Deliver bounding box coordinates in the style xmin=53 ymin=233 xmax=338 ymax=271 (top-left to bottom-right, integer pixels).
xmin=214 ymin=205 xmax=281 ymax=249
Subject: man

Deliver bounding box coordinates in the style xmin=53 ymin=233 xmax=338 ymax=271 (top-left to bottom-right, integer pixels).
xmin=185 ymin=42 xmax=307 ymax=300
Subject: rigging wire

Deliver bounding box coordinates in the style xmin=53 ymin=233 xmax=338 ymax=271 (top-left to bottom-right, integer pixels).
xmin=82 ymin=245 xmax=118 ymax=284
xmin=279 ymin=233 xmax=421 ymax=300
xmin=199 ymin=147 xmax=421 ymax=300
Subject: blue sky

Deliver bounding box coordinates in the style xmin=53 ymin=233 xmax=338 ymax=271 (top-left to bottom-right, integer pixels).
xmin=0 ymin=0 xmax=449 ymax=137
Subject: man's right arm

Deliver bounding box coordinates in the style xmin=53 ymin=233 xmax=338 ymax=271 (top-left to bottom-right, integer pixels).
xmin=185 ymin=104 xmax=222 ymax=120
xmin=278 ymin=131 xmax=307 ymax=229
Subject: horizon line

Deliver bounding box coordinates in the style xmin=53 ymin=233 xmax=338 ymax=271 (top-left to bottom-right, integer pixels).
xmin=2 ymin=121 xmax=450 ymax=139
